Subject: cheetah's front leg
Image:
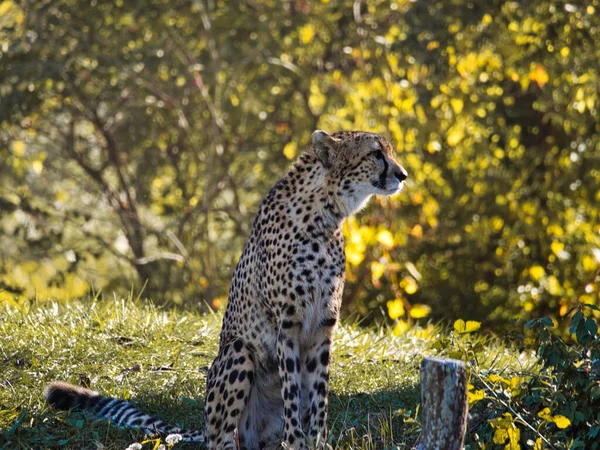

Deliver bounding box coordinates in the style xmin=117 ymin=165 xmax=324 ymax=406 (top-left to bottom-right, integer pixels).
xmin=302 ymin=321 xmax=335 ymax=448
xmin=277 ymin=322 xmax=304 ymax=450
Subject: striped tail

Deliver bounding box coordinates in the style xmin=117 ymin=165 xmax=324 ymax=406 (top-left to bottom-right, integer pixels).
xmin=44 ymin=382 xmax=205 ymax=443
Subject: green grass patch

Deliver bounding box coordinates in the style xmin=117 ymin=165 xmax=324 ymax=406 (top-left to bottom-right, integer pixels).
xmin=0 ymin=299 xmax=529 ymax=449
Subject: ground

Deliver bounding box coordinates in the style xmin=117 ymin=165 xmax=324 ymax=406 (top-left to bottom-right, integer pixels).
xmin=0 ymin=300 xmax=527 ymax=449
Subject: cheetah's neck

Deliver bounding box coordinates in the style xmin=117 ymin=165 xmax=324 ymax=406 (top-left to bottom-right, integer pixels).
xmin=285 ymin=153 xmax=368 ymax=237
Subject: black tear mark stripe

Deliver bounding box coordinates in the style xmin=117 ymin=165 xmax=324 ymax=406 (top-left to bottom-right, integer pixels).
xmin=374 ymin=155 xmax=388 ymax=189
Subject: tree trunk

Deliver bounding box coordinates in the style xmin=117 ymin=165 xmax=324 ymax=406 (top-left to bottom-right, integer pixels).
xmin=417 ymin=357 xmax=468 ymax=450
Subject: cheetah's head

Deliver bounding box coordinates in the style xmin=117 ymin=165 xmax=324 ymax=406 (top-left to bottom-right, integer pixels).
xmin=310 ymin=130 xmax=408 ymax=215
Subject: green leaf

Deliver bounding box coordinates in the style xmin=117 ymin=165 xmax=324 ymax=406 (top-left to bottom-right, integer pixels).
xmin=585 ymin=318 xmax=598 ymax=336
xmin=541 ymin=316 xmax=554 ymax=327
xmin=570 ymin=311 xmax=584 ymax=336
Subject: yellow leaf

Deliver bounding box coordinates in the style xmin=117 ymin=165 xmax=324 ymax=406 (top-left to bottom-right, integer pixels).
xmin=31 ymin=160 xmax=43 ymax=174
xmin=410 ymin=304 xmax=431 ymax=319
xmin=410 ymin=224 xmax=423 ymax=239
xmin=345 ymin=246 xmax=364 ymax=266
xmin=468 ymin=388 xmax=485 ymax=405
xmin=454 ymin=319 xmax=466 ymax=333
xmin=491 ymin=216 xmax=504 ymax=231
xmin=533 ymin=438 xmax=543 ymax=450
xmin=490 ymin=413 xmax=520 ymax=449
xmin=487 ymin=374 xmax=505 ymax=383
xmin=546 ymin=276 xmax=561 ymax=296
xmin=402 ymin=277 xmax=418 ymax=295
xmin=386 ymin=299 xmax=405 ymax=320
xmin=299 ymin=24 xmax=316 ymax=44
xmin=551 ymin=241 xmax=564 ymax=256
xmin=55 ymin=190 xmax=69 ymax=203
xmin=12 ymin=140 xmax=25 ymax=156
xmin=0 ymin=1 xmax=14 ymax=15
xmin=529 ymin=265 xmax=545 ymax=281
xmin=454 ymin=319 xmax=481 ymax=333
xmin=583 ymin=255 xmax=597 ymax=272
xmin=283 ymin=141 xmax=297 ymax=160
xmin=376 ymin=230 xmax=394 ymax=249
xmin=530 ymin=64 xmax=549 ymax=88
xmin=371 ymin=261 xmax=385 ymax=283
xmin=537 ymin=407 xmax=552 ymax=421
xmin=450 ymin=98 xmax=464 ymax=114
xmin=392 ymin=320 xmax=409 ymax=336
xmin=552 ymin=415 xmax=571 ymax=429
xmin=447 ymin=125 xmax=464 ymax=146
xmin=465 ymin=320 xmax=481 ymax=332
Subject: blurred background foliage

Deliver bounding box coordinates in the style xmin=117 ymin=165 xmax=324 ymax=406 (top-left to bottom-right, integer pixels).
xmin=1 ymin=0 xmax=599 ymax=330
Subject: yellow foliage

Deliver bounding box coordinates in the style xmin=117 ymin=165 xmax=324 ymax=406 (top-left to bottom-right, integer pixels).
xmin=546 ymin=276 xmax=561 ymax=296
xmin=529 ymin=64 xmax=549 ymax=88
xmin=583 ymin=255 xmax=597 ymax=272
xmin=454 ymin=319 xmax=481 ymax=333
xmin=551 ymin=241 xmax=564 ymax=256
xmin=491 ymin=216 xmax=505 ymax=231
xmin=308 ymin=79 xmax=325 ymax=115
xmin=31 ymin=160 xmax=43 ymax=174
xmin=450 ymin=98 xmax=464 ymax=114
xmin=283 ymin=141 xmax=297 ymax=160
xmin=371 ymin=261 xmax=385 ymax=284
xmin=552 ymin=416 xmax=571 ymax=429
xmin=447 ymin=124 xmax=465 ymax=147
xmin=538 ymin=408 xmax=571 ymax=429
xmin=392 ymin=319 xmax=409 ymax=336
xmin=490 ymin=413 xmax=521 ymax=449
xmin=529 ymin=265 xmax=545 ymax=281
xmin=12 ymin=140 xmax=25 ymax=156
xmin=409 ymin=303 xmax=431 ymax=319
xmin=344 ymin=220 xmax=367 ymax=266
xmin=376 ymin=229 xmax=394 ymax=249
xmin=299 ymin=24 xmax=316 ymax=44
xmin=386 ymin=298 xmax=405 ymax=320
xmin=468 ymin=385 xmax=485 ymax=405
xmin=402 ymin=276 xmax=418 ymax=295
xmin=410 ymin=224 xmax=423 ymax=239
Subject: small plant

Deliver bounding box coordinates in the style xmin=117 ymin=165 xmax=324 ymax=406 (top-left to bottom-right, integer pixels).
xmin=441 ymin=304 xmax=600 ymax=449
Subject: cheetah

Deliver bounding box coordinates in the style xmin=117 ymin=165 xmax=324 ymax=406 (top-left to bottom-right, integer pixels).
xmin=45 ymin=130 xmax=408 ymax=449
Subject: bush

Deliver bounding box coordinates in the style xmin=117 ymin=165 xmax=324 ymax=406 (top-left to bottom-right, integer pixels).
xmin=441 ymin=305 xmax=600 ymax=449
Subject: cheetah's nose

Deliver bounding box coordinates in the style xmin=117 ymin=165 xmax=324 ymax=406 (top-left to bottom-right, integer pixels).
xmin=394 ymin=170 xmax=408 ymax=182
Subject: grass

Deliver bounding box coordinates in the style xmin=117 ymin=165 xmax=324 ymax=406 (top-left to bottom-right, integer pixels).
xmin=0 ymin=299 xmax=531 ymax=449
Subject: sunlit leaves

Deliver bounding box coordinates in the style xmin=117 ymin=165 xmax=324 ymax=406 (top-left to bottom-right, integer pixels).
xmin=409 ymin=304 xmax=430 ymax=319
xmin=467 ymin=383 xmax=485 ymax=405
xmin=386 ymin=298 xmax=405 ymax=320
xmin=11 ymin=140 xmax=25 ymax=156
xmin=454 ymin=319 xmax=481 ymax=334
xmin=1 ymin=0 xmax=599 ymax=323
xmin=298 ymin=24 xmax=316 ymax=45
xmin=283 ymin=141 xmax=297 ymax=160
xmin=538 ymin=408 xmax=571 ymax=429
xmin=490 ymin=413 xmax=521 ymax=449
xmin=529 ymin=266 xmax=545 ymax=281
xmin=375 ymin=230 xmax=394 ymax=249
xmin=529 ymin=64 xmax=549 ymax=88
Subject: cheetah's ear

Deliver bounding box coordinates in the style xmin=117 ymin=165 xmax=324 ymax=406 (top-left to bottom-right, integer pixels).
xmin=311 ymin=130 xmax=339 ymax=169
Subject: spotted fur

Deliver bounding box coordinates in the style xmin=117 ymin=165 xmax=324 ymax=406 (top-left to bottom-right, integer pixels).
xmin=44 ymin=382 xmax=205 ymax=442
xmin=45 ymin=130 xmax=407 ymax=449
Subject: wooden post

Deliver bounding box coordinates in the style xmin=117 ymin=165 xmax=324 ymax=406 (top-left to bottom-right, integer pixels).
xmin=417 ymin=357 xmax=468 ymax=450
